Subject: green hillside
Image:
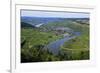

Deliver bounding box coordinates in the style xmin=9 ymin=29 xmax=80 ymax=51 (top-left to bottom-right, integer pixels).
xmin=21 ymin=19 xmax=90 ymax=62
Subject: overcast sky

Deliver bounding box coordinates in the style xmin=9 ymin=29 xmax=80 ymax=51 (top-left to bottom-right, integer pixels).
xmin=21 ymin=10 xmax=89 ymax=18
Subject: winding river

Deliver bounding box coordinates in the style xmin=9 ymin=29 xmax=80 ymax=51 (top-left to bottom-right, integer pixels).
xmin=45 ymin=32 xmax=81 ymax=55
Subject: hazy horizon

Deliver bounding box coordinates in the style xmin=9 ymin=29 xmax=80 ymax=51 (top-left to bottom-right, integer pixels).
xmin=21 ymin=10 xmax=90 ymax=18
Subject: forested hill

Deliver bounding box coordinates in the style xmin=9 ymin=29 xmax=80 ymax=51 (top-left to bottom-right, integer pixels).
xmin=21 ymin=22 xmax=35 ymax=28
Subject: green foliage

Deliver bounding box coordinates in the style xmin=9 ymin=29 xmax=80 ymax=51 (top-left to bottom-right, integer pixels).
xmin=21 ymin=19 xmax=90 ymax=62
xmin=21 ymin=28 xmax=62 ymax=62
xmin=42 ymin=20 xmax=89 ymax=34
xmin=21 ymin=28 xmax=62 ymax=49
xmin=62 ymin=35 xmax=89 ymax=50
xmin=60 ymin=20 xmax=90 ymax=60
xmin=21 ymin=47 xmax=60 ymax=62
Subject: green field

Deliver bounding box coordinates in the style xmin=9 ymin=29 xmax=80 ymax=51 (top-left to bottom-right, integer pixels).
xmin=21 ymin=19 xmax=89 ymax=63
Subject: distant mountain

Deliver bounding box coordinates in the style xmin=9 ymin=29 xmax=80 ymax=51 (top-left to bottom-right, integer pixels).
xmin=21 ymin=17 xmax=65 ymax=26
xmin=21 ymin=17 xmax=89 ymax=28
xmin=21 ymin=22 xmax=35 ymax=28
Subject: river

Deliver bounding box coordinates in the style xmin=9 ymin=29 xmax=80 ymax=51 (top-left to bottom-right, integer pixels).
xmin=45 ymin=32 xmax=81 ymax=55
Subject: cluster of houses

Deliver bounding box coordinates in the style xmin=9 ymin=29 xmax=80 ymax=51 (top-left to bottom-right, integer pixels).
xmin=53 ymin=27 xmax=73 ymax=37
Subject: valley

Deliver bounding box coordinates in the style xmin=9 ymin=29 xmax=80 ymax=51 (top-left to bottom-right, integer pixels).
xmin=21 ymin=17 xmax=89 ymax=62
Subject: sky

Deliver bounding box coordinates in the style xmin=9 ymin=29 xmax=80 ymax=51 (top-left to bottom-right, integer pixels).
xmin=21 ymin=10 xmax=89 ymax=18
